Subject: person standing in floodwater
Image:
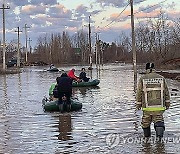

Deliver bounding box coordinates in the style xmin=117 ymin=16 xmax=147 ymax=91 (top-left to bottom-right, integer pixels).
xmin=136 ymin=63 xmax=170 ymax=139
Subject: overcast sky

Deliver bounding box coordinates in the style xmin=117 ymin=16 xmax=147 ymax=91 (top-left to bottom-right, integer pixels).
xmin=0 ymin=0 xmax=179 ymax=48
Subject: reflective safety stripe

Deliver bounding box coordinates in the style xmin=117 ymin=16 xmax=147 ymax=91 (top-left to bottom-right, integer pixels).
xmin=142 ymin=107 xmax=165 ymax=111
xmin=137 ymin=102 xmax=142 ymax=105
xmin=143 ymin=78 xmax=163 ymax=84
xmin=165 ymin=100 xmax=170 ymax=102
xmin=146 ymin=87 xmax=163 ymax=91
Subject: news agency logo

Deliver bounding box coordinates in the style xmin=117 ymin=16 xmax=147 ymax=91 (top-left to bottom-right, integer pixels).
xmin=106 ymin=133 xmax=121 ymax=149
xmin=106 ymin=133 xmax=180 ymax=149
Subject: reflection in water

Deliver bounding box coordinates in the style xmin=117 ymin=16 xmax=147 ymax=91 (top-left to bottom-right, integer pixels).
xmin=155 ymin=142 xmax=166 ymax=154
xmin=134 ymin=110 xmax=140 ymax=132
xmin=58 ymin=113 xmax=72 ymax=141
xmin=2 ymin=75 xmax=8 ymax=111
xmin=0 ymin=64 xmax=179 ymax=153
xmin=73 ymin=86 xmax=100 ymax=96
xmin=3 ymin=75 xmax=8 ymax=102
xmin=142 ymin=141 xmax=166 ymax=154
xmin=96 ymin=67 xmax=101 ymax=80
xmin=78 ymin=88 xmax=87 ymax=96
xmin=18 ymin=73 xmax=22 ymax=99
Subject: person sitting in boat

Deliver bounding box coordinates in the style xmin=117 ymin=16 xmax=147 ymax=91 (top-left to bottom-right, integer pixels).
xmin=49 ymin=78 xmax=59 ymax=101
xmin=67 ymin=68 xmax=80 ymax=82
xmin=57 ymin=73 xmax=73 ymax=112
xmin=50 ymin=64 xmax=54 ymax=69
xmin=79 ymin=68 xmax=90 ymax=82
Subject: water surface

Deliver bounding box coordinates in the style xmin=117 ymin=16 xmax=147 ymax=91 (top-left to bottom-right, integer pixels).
xmin=0 ymin=64 xmax=179 ymax=154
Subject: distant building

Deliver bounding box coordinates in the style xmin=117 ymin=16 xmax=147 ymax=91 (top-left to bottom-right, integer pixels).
xmin=73 ymin=48 xmax=81 ymax=55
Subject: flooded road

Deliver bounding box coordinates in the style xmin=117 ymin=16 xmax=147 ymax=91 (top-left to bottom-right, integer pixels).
xmin=0 ymin=64 xmax=179 ymax=154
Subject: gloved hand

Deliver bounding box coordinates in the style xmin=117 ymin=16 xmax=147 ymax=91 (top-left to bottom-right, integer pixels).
xmin=77 ymin=78 xmax=81 ymax=82
xmin=165 ymin=106 xmax=170 ymax=110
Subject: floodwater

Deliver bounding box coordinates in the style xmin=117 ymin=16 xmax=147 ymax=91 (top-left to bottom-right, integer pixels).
xmin=0 ymin=64 xmax=179 ymax=154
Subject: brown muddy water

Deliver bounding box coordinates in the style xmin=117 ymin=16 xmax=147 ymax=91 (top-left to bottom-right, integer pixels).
xmin=0 ymin=64 xmax=179 ymax=154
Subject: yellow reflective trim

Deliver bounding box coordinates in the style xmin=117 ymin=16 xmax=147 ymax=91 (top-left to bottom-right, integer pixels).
xmin=146 ymin=87 xmax=163 ymax=91
xmin=142 ymin=107 xmax=165 ymax=111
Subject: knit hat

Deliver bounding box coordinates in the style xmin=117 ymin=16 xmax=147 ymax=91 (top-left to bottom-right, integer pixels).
xmin=146 ymin=63 xmax=154 ymax=70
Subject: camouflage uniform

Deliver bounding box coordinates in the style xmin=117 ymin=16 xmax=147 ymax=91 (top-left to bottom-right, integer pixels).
xmin=136 ymin=69 xmax=170 ymax=128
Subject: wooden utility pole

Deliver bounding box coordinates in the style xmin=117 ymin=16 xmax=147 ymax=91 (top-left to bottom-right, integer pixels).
xmin=95 ymin=33 xmax=98 ymax=68
xmin=88 ymin=15 xmax=92 ymax=69
xmin=23 ymin=24 xmax=30 ymax=63
xmin=96 ymin=32 xmax=101 ymax=69
xmin=15 ymin=27 xmax=22 ymax=68
xmin=101 ymin=42 xmax=104 ymax=67
xmin=115 ymin=41 xmax=118 ymax=57
xmin=28 ymin=38 xmax=32 ymax=53
xmin=98 ymin=36 xmax=101 ymax=69
xmin=0 ymin=4 xmax=10 ymax=70
xmin=130 ymin=0 xmax=137 ymax=92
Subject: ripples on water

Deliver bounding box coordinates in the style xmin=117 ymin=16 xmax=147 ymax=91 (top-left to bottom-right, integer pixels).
xmin=0 ymin=64 xmax=179 ymax=154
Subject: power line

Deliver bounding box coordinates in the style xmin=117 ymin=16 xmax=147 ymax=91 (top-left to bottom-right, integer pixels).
xmin=104 ymin=2 xmax=130 ymax=28
xmin=99 ymin=0 xmax=148 ymax=29
xmin=99 ymin=0 xmax=168 ymax=30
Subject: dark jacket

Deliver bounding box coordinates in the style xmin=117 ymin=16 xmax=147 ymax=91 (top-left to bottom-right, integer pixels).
xmin=79 ymin=72 xmax=86 ymax=80
xmin=79 ymin=72 xmax=89 ymax=82
xmin=57 ymin=74 xmax=72 ymax=94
